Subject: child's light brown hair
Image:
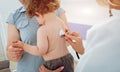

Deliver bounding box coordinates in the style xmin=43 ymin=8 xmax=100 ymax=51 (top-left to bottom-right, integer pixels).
xmin=26 ymin=0 xmax=60 ymax=18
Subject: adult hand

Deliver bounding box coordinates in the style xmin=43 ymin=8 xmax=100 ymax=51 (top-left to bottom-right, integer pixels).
xmin=65 ymin=32 xmax=84 ymax=54
xmin=39 ymin=65 xmax=64 ymax=72
xmin=6 ymin=41 xmax=23 ymax=61
xmin=12 ymin=40 xmax=24 ymax=48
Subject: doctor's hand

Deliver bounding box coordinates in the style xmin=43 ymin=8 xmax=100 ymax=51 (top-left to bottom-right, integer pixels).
xmin=39 ymin=65 xmax=64 ymax=72
xmin=65 ymin=32 xmax=84 ymax=55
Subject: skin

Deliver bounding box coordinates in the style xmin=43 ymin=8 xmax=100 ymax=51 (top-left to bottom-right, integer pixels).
xmin=39 ymin=65 xmax=64 ymax=72
xmin=7 ymin=0 xmax=80 ymax=72
xmin=6 ymin=0 xmax=68 ymax=62
xmin=7 ymin=1 xmax=69 ymax=72
xmin=65 ymin=32 xmax=84 ymax=55
xmin=39 ymin=0 xmax=120 ymax=71
xmin=6 ymin=24 xmax=23 ymax=62
xmin=6 ymin=0 xmax=27 ymax=62
xmin=39 ymin=32 xmax=85 ymax=72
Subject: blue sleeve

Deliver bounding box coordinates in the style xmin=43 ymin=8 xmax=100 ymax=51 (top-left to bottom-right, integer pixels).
xmin=56 ymin=8 xmax=65 ymax=17
xmin=6 ymin=11 xmax=16 ymax=25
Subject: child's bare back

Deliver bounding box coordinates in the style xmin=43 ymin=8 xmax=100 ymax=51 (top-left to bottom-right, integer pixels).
xmin=41 ymin=18 xmax=69 ymax=61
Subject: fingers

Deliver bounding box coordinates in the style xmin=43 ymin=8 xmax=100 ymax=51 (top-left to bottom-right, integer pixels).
xmin=7 ymin=40 xmax=23 ymax=60
xmin=8 ymin=50 xmax=23 ymax=55
xmin=66 ymin=38 xmax=76 ymax=47
xmin=65 ymin=33 xmax=77 ymax=41
xmin=12 ymin=41 xmax=23 ymax=48
xmin=65 ymin=28 xmax=70 ymax=33
xmin=7 ymin=48 xmax=23 ymax=55
xmin=39 ymin=65 xmax=43 ymax=71
xmin=7 ymin=45 xmax=23 ymax=59
xmin=7 ymin=45 xmax=23 ymax=52
xmin=39 ymin=65 xmax=51 ymax=72
xmin=53 ymin=66 xmax=64 ymax=72
xmin=39 ymin=65 xmax=64 ymax=72
xmin=12 ymin=40 xmax=19 ymax=47
xmin=39 ymin=65 xmax=45 ymax=72
xmin=7 ymin=50 xmax=23 ymax=59
xmin=65 ymin=32 xmax=82 ymax=42
xmin=71 ymin=32 xmax=80 ymax=36
xmin=12 ymin=43 xmax=21 ymax=48
xmin=12 ymin=40 xmax=18 ymax=43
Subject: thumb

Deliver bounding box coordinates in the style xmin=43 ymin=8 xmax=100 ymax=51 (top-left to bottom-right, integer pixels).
xmin=54 ymin=66 xmax=64 ymax=72
xmin=71 ymin=32 xmax=80 ymax=36
xmin=12 ymin=40 xmax=18 ymax=43
xmin=66 ymin=34 xmax=77 ymax=41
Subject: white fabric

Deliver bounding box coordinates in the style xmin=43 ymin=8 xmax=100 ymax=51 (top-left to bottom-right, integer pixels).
xmin=76 ymin=15 xmax=120 ymax=72
xmin=0 ymin=22 xmax=7 ymax=60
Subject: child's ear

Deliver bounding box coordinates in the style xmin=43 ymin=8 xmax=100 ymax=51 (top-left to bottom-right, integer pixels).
xmin=35 ymin=12 xmax=45 ymax=25
xmin=35 ymin=12 xmax=42 ymax=17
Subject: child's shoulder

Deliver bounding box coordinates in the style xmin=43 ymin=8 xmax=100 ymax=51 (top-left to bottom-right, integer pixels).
xmin=59 ymin=20 xmax=68 ymax=30
xmin=38 ymin=25 xmax=47 ymax=32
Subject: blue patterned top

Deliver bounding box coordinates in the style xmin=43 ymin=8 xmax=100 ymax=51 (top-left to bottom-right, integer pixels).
xmin=6 ymin=6 xmax=65 ymax=72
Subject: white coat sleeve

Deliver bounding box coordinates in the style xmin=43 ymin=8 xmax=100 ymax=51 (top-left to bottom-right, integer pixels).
xmin=76 ymin=17 xmax=120 ymax=72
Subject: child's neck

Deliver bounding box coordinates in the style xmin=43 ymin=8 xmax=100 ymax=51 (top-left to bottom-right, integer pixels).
xmin=43 ymin=12 xmax=57 ymax=24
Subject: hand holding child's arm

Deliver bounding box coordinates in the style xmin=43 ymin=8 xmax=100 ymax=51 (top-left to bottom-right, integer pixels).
xmin=12 ymin=27 xmax=48 ymax=56
xmin=12 ymin=40 xmax=24 ymax=49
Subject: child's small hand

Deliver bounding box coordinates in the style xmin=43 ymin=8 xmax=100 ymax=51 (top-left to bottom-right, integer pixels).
xmin=12 ymin=40 xmax=24 ymax=49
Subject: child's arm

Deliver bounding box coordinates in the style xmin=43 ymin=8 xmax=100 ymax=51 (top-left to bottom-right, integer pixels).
xmin=12 ymin=26 xmax=48 ymax=56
